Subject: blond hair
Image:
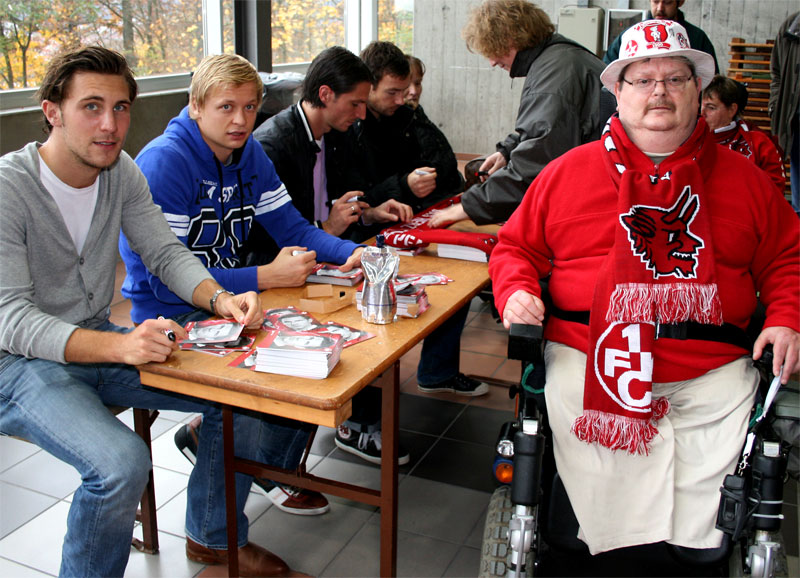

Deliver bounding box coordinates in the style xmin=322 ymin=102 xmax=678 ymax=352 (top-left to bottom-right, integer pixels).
xmin=462 ymin=0 xmax=555 ymax=59
xmin=189 ymin=54 xmax=263 ymax=112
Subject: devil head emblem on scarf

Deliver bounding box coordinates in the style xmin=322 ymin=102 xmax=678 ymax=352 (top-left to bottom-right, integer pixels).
xmin=619 ymin=186 xmax=704 ymax=279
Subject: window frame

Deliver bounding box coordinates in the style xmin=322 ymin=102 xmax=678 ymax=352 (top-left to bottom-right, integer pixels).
xmin=0 ymin=0 xmax=384 ymax=114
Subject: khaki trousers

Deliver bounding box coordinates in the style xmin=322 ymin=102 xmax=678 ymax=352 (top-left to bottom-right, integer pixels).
xmin=544 ymin=342 xmax=758 ymax=555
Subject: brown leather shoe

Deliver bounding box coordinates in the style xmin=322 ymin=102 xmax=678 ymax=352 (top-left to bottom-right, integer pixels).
xmin=186 ymin=537 xmax=298 ymax=577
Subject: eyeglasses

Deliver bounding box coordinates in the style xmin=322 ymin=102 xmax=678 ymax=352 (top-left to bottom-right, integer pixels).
xmin=622 ymin=75 xmax=694 ymax=92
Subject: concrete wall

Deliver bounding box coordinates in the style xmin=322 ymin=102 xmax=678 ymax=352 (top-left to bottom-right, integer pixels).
xmin=0 ymin=92 xmax=188 ymax=158
xmin=413 ymin=0 xmax=797 ymax=155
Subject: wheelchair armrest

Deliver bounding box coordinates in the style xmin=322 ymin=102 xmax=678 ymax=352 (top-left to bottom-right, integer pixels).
xmin=508 ymin=323 xmax=544 ymax=363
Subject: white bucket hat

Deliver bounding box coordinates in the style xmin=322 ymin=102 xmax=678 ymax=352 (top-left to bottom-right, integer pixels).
xmin=600 ymin=19 xmax=715 ymax=92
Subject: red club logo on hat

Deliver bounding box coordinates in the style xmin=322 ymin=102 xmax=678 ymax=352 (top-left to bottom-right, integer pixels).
xmin=623 ymin=39 xmax=639 ymax=58
xmin=644 ymin=23 xmax=670 ymax=49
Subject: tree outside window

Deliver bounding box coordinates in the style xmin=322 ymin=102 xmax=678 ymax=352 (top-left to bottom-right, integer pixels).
xmin=0 ymin=0 xmax=414 ymax=91
xmin=0 ymin=0 xmax=235 ymax=91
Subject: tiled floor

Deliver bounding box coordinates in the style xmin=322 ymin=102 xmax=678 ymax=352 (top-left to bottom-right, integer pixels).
xmin=1 ymin=262 xmax=797 ymax=577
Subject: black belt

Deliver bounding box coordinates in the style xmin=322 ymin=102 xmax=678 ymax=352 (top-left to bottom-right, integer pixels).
xmin=549 ymin=306 xmax=752 ymax=351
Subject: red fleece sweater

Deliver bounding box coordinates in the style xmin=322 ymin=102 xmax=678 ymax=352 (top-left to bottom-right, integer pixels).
xmin=489 ymin=124 xmax=799 ymax=383
xmin=712 ymin=120 xmax=786 ymax=192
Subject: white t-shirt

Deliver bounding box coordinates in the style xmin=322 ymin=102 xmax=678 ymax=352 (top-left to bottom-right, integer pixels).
xmin=39 ymin=155 xmax=98 ymax=255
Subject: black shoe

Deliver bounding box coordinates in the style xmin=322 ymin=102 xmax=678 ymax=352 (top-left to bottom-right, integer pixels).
xmin=334 ymin=425 xmax=410 ymax=465
xmin=418 ymin=373 xmax=489 ymax=396
xmin=174 ymin=416 xmax=202 ymax=465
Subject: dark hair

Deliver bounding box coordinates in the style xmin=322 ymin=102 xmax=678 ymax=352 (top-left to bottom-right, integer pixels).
xmin=359 ymin=41 xmax=410 ymax=85
xmin=36 ymin=46 xmax=138 ymax=134
xmin=302 ymin=46 xmax=373 ymax=107
xmin=703 ymin=75 xmax=747 ymax=117
xmin=406 ymin=54 xmax=426 ymax=78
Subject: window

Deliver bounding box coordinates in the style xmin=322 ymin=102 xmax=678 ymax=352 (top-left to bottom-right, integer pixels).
xmin=378 ymin=0 xmax=413 ymax=53
xmin=271 ymin=0 xmax=345 ymax=65
xmin=0 ymin=0 xmax=408 ymax=103
xmin=0 ymin=0 xmax=236 ymax=91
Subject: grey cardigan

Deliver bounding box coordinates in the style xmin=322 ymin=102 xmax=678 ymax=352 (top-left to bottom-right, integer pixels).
xmin=0 ymin=143 xmax=212 ymax=363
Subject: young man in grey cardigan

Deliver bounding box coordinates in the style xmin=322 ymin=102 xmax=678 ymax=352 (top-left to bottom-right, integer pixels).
xmin=0 ymin=46 xmax=301 ymax=577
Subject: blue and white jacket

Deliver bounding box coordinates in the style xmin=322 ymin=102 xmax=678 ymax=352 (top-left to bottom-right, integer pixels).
xmin=120 ymin=106 xmax=358 ymax=323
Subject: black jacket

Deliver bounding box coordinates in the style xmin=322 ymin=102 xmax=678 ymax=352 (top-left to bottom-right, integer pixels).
xmin=253 ymin=103 xmax=332 ymax=223
xmin=328 ymin=104 xmax=462 ymax=215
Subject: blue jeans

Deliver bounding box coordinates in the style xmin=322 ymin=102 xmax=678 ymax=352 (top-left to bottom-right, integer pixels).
xmin=344 ymin=303 xmax=470 ymax=431
xmin=170 ymin=308 xmax=313 ymax=490
xmin=0 ymin=321 xmax=310 ymax=577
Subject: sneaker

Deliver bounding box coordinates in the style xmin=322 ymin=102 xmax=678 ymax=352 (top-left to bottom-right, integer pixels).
xmin=175 ymin=417 xmax=330 ymax=516
xmin=418 ymin=373 xmax=489 ymax=396
xmin=264 ymin=483 xmax=330 ymax=515
xmin=335 ymin=425 xmax=410 ymax=465
xmin=174 ymin=416 xmax=202 ymax=465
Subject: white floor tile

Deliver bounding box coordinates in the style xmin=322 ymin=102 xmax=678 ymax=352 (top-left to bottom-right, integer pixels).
xmin=150 ymin=466 xmax=190 ymax=512
xmin=0 ymin=482 xmax=58 ymax=539
xmin=149 ymin=487 xmax=272 ymax=541
xmin=150 ymin=423 xmax=195 ymax=475
xmin=0 ymin=437 xmax=40 ymax=473
xmin=0 ymin=451 xmax=80 ymax=499
xmin=0 ymin=501 xmax=69 ymax=575
xmin=126 ymin=529 xmax=205 ymax=578
xmin=0 ymin=556 xmax=52 ymax=577
xmin=149 ymin=488 xmax=187 ymax=538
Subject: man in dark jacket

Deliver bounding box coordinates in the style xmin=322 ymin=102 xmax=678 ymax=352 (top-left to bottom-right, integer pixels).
xmin=429 ymin=0 xmax=607 ymax=227
xmin=603 ymin=1 xmax=719 ymax=73
xmin=256 ymin=45 xmax=489 ymax=466
xmin=253 ymin=46 xmax=411 ymax=243
xmin=327 ymin=42 xmax=464 ymax=217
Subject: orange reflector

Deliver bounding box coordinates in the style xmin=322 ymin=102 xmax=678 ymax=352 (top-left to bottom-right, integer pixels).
xmin=495 ymin=462 xmax=514 ymax=484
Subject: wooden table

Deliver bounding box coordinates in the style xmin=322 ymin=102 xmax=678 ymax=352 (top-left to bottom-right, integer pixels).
xmin=138 ymin=244 xmax=492 ymax=576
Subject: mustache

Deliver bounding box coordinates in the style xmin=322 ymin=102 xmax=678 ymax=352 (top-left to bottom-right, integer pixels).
xmin=647 ymin=99 xmax=675 ymax=111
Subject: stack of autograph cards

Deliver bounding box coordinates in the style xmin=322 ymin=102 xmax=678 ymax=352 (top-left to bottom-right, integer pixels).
xmin=306 ymin=263 xmax=364 ymax=286
xmin=178 ymin=319 xmax=253 ymax=356
xmin=228 ymin=307 xmax=374 ymax=374
xmin=252 ymin=329 xmax=345 ymax=379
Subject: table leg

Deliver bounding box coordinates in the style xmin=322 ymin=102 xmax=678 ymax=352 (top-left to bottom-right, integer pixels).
xmin=223 ymin=406 xmax=240 ymax=577
xmin=379 ymin=362 xmax=399 ymax=577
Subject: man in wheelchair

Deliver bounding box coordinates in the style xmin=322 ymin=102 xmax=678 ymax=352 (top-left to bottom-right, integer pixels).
xmin=487 ymin=19 xmax=799 ymax=577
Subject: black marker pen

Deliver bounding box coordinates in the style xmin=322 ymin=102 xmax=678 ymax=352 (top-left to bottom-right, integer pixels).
xmin=157 ymin=315 xmax=176 ymax=342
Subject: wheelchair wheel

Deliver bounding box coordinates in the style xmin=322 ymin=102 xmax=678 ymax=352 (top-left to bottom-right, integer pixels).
xmin=479 ymin=485 xmax=535 ymax=577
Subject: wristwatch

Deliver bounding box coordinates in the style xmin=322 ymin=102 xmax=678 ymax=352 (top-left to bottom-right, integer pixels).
xmin=209 ymin=288 xmax=234 ymax=315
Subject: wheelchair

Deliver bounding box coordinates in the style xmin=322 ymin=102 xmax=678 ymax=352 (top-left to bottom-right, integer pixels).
xmin=479 ymin=323 xmax=795 ymax=578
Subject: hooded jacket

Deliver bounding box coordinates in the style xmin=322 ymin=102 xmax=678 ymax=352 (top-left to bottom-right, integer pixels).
xmin=460 ymin=33 xmax=606 ymax=224
xmin=119 ymin=106 xmax=358 ymax=323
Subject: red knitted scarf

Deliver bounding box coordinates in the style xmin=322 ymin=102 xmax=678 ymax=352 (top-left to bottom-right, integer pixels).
xmin=381 ymin=196 xmax=498 ymax=255
xmin=572 ymin=116 xmax=722 ymax=455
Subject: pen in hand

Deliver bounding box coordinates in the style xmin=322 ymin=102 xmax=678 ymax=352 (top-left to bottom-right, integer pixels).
xmin=157 ymin=315 xmax=176 ymax=342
